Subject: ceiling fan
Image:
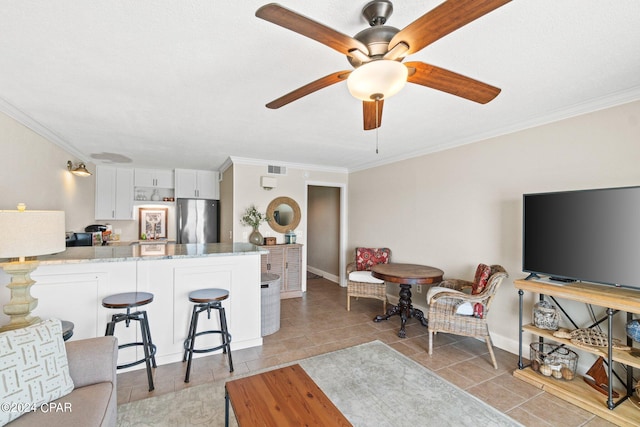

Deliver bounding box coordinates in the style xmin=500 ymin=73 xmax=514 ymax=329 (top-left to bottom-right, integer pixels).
xmin=256 ymin=0 xmax=511 ymax=130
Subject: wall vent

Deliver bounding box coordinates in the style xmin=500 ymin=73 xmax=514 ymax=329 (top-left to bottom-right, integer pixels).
xmin=268 ymin=165 xmax=287 ymax=175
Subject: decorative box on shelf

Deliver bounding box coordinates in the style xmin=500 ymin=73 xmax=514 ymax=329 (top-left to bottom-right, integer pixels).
xmin=264 ymin=237 xmax=276 ymax=246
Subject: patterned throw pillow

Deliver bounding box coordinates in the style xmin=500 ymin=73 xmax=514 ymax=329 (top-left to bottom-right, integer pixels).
xmin=472 ymin=263 xmax=492 ymax=295
xmin=355 ymin=247 xmax=391 ymax=271
xmin=0 ymin=319 xmax=74 ymax=426
xmin=471 ymin=264 xmax=492 ymax=319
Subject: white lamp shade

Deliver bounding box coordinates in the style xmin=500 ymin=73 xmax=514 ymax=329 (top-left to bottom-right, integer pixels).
xmin=0 ymin=210 xmax=65 ymax=258
xmin=347 ymin=60 xmax=408 ymax=101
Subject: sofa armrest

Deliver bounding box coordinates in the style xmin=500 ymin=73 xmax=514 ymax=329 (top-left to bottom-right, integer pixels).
xmin=66 ymin=336 xmax=118 ymax=389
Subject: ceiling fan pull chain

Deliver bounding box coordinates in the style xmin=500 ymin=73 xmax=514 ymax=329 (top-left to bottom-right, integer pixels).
xmin=375 ymin=98 xmax=379 ymax=154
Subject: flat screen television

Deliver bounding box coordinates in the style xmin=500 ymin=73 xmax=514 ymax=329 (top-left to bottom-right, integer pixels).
xmin=522 ymin=186 xmax=640 ymax=289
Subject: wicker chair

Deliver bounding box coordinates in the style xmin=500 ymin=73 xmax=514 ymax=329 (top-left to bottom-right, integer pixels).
xmin=346 ymin=248 xmax=391 ymax=311
xmin=426 ymin=264 xmax=508 ymax=369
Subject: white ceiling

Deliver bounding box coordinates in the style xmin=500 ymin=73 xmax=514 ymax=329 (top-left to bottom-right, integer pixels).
xmin=1 ymin=1 xmax=639 ymax=172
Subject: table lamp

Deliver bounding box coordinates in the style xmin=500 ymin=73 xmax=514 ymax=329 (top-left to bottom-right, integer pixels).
xmin=0 ymin=203 xmax=65 ymax=332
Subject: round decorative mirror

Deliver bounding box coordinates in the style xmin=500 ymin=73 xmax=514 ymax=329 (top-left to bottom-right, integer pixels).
xmin=267 ymin=196 xmax=301 ymax=234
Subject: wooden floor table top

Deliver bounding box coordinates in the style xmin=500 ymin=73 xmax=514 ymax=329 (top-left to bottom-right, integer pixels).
xmin=225 ymin=364 xmax=352 ymax=427
xmin=371 ymin=263 xmax=444 ymax=285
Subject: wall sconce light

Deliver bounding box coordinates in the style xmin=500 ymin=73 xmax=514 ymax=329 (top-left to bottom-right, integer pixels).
xmin=67 ymin=160 xmax=92 ymax=177
xmin=261 ymin=176 xmax=277 ymax=190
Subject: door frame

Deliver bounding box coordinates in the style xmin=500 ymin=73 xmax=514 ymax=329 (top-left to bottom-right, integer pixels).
xmin=304 ymin=181 xmax=347 ymax=287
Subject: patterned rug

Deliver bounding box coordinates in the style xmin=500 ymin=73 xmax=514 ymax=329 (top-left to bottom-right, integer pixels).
xmin=117 ymin=340 xmax=521 ymax=427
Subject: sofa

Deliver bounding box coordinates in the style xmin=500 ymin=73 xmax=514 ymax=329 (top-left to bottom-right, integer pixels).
xmin=9 ymin=336 xmax=118 ymax=427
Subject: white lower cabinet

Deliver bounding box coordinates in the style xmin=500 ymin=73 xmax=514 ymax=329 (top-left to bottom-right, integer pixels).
xmin=1 ymin=254 xmax=263 ymax=369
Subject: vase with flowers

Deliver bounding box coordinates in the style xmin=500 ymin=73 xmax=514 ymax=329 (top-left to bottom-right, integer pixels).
xmin=240 ymin=205 xmax=270 ymax=245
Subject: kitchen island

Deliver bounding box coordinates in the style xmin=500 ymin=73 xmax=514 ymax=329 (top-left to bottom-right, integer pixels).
xmin=0 ymin=242 xmax=266 ymax=368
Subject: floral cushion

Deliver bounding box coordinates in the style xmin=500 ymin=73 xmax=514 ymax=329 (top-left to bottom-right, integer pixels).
xmin=355 ymin=247 xmax=390 ymax=271
xmin=472 ymin=263 xmax=491 ymax=295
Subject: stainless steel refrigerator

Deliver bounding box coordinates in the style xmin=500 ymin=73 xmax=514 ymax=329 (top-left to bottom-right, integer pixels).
xmin=176 ymin=199 xmax=219 ymax=244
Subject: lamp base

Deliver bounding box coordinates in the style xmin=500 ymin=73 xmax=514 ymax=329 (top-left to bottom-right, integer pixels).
xmin=0 ymin=260 xmax=41 ymax=332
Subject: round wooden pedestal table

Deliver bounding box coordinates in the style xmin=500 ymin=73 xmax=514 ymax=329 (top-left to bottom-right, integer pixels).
xmin=371 ymin=263 xmax=443 ymax=338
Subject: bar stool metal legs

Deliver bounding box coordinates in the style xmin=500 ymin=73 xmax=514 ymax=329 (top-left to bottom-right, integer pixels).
xmin=183 ymin=288 xmax=233 ymax=383
xmin=103 ymin=292 xmax=157 ymax=391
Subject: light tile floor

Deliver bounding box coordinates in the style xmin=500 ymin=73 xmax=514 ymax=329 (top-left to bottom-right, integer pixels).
xmin=117 ymin=277 xmax=618 ymax=427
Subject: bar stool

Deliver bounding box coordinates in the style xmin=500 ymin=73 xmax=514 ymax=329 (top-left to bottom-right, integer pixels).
xmin=183 ymin=288 xmax=233 ymax=382
xmin=102 ymin=291 xmax=157 ymax=391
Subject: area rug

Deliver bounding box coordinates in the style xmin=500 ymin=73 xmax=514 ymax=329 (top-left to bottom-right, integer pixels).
xmin=117 ymin=340 xmax=521 ymax=427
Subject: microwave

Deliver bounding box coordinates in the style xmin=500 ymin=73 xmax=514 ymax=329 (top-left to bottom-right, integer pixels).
xmin=66 ymin=232 xmax=93 ymax=247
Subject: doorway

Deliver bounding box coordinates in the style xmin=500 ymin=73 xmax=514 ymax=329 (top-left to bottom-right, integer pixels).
xmin=306 ymin=184 xmax=344 ymax=285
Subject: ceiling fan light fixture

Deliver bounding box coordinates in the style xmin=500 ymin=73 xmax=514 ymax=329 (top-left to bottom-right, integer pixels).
xmin=347 ymin=59 xmax=407 ymax=101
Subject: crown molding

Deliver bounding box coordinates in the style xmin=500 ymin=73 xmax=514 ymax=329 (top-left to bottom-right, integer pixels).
xmin=0 ymin=96 xmax=90 ymax=163
xmin=348 ymin=86 xmax=640 ymax=173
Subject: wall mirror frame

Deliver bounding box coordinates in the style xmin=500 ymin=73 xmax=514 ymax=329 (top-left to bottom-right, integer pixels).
xmin=267 ymin=196 xmax=301 ymax=234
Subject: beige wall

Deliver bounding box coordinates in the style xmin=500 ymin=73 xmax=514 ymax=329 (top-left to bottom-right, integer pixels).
xmin=230 ymin=160 xmax=348 ymax=291
xmin=348 ymin=100 xmax=640 ymax=355
xmin=219 ymin=164 xmax=234 ymax=243
xmin=0 ymin=112 xmax=96 ymax=232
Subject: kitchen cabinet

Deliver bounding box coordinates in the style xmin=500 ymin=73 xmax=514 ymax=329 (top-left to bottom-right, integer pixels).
xmin=261 ymin=244 xmax=302 ymax=299
xmin=134 ymin=168 xmax=174 ymax=188
xmin=95 ymin=166 xmax=134 ymax=220
xmin=174 ymin=169 xmax=219 ymax=199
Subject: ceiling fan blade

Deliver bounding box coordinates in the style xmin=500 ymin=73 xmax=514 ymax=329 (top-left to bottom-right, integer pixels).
xmin=363 ymin=100 xmax=384 ymax=130
xmin=256 ymin=3 xmax=369 ymax=58
xmin=266 ymin=70 xmax=350 ymax=109
xmin=405 ymin=61 xmax=501 ymax=104
xmin=387 ymin=0 xmax=511 ymax=57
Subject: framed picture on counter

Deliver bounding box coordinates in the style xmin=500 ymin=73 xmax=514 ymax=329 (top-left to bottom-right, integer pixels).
xmin=139 ymin=207 xmax=168 ymax=240
xmin=140 ymin=244 xmax=167 ymax=256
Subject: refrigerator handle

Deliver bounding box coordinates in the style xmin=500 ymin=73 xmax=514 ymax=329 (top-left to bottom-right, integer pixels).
xmin=177 ymin=202 xmax=182 ymax=244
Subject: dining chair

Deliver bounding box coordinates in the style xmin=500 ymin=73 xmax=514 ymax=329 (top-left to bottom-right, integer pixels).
xmin=346 ymin=247 xmax=391 ymax=311
xmin=426 ymin=264 xmax=508 ymax=369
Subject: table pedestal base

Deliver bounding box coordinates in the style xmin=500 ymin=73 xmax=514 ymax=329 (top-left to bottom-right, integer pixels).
xmin=373 ymin=284 xmax=427 ymax=338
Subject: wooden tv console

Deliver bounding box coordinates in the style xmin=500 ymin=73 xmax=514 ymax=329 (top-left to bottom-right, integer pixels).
xmin=514 ymin=279 xmax=640 ymax=426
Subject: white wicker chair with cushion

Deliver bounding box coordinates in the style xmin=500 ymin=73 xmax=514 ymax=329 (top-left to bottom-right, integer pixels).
xmin=346 ymin=247 xmax=391 ymax=311
xmin=426 ymin=264 xmax=508 ymax=369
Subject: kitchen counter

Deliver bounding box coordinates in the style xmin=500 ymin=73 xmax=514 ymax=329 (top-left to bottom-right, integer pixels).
xmin=0 ymin=242 xmax=265 ymax=367
xmin=1 ymin=242 xmax=267 ymax=266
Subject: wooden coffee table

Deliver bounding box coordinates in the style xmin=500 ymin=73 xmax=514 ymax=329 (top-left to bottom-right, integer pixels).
xmin=225 ymin=364 xmax=352 ymax=426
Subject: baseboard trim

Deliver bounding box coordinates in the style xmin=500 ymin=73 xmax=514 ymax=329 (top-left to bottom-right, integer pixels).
xmin=307 ymin=266 xmax=340 ymax=285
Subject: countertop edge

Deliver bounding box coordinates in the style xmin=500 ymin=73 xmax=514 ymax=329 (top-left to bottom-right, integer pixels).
xmin=0 ymin=243 xmax=270 ymax=266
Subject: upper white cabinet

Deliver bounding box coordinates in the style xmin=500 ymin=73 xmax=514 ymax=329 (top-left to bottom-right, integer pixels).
xmin=95 ymin=166 xmax=134 ymax=220
xmin=174 ymin=169 xmax=220 ymax=199
xmin=134 ymin=169 xmax=174 ymax=188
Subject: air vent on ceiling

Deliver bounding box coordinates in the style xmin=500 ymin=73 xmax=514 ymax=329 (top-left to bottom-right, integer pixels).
xmin=268 ymin=165 xmax=287 ymax=175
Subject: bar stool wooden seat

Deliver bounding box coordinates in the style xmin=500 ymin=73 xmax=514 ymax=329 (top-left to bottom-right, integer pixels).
xmin=183 ymin=288 xmax=233 ymax=382
xmin=102 ymin=291 xmax=157 ymax=391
